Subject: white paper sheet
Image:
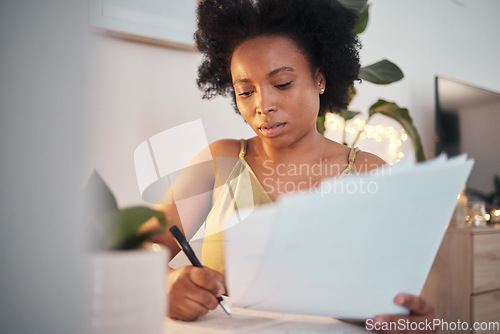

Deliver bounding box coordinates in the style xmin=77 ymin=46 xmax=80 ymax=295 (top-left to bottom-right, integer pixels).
xmin=225 ymin=155 xmax=474 ymax=320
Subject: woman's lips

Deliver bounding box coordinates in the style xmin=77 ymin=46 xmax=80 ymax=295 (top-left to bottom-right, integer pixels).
xmin=258 ymin=122 xmax=286 ymax=137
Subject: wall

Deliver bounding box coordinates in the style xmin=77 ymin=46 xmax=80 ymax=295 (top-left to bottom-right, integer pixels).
xmin=88 ymin=33 xmax=254 ymax=206
xmin=0 ymin=1 xmax=88 ymax=333
xmin=88 ymin=0 xmax=500 ymax=206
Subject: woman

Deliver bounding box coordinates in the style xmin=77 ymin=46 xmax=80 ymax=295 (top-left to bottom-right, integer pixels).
xmin=149 ymin=0 xmax=436 ymax=331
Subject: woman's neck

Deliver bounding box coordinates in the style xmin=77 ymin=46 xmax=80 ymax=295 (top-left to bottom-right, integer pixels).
xmin=254 ymin=130 xmax=330 ymax=164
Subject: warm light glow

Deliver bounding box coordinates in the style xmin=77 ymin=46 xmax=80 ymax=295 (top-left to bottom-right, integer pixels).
xmin=151 ymin=243 xmax=162 ymax=252
xmin=324 ymin=113 xmax=409 ymax=164
xmin=491 ymin=209 xmax=500 ymax=223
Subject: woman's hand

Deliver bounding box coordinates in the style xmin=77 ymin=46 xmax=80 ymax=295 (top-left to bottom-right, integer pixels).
xmin=167 ymin=265 xmax=225 ymax=321
xmin=366 ymin=293 xmax=437 ymax=334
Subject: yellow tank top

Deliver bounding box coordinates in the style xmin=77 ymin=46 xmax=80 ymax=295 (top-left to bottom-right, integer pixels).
xmin=201 ymin=139 xmax=359 ymax=275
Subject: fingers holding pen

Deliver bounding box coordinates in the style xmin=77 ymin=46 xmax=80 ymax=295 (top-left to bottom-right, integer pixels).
xmin=169 ymin=296 xmax=210 ymax=322
xmin=168 ymin=266 xmax=224 ymax=321
xmin=167 ymin=226 xmax=229 ymax=321
xmin=197 ymin=266 xmax=226 ymax=296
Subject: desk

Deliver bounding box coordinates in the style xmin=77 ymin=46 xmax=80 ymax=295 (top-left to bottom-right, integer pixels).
xmin=166 ymin=305 xmax=370 ymax=333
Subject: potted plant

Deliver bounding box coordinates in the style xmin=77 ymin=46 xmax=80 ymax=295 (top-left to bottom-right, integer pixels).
xmin=84 ymin=171 xmax=169 ymax=334
xmin=318 ymin=0 xmax=426 ymax=163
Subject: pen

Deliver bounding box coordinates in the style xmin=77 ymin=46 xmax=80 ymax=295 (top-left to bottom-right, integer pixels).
xmin=169 ymin=225 xmax=232 ymax=317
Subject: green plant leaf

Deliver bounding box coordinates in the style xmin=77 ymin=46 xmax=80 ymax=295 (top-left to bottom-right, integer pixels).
xmin=339 ymin=109 xmax=361 ymax=122
xmin=103 ymin=206 xmax=167 ymax=250
xmin=360 ymin=59 xmax=404 ymax=85
xmin=337 ymin=0 xmax=368 ymax=13
xmin=316 ymin=115 xmax=326 ymax=135
xmin=353 ymin=5 xmax=369 ymax=34
xmin=118 ymin=229 xmax=165 ymax=250
xmin=83 ymin=170 xmax=118 ymax=218
xmin=83 ymin=170 xmax=121 ymax=250
xmin=369 ymin=99 xmax=426 ymax=162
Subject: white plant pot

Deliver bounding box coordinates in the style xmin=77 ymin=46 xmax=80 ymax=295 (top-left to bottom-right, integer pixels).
xmin=89 ymin=243 xmax=169 ymax=334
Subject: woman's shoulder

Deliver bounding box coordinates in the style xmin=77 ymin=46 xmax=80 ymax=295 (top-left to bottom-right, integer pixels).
xmin=323 ymin=138 xmax=386 ymax=172
xmin=209 ymin=138 xmax=243 ymax=158
xmin=353 ymin=149 xmax=387 ymax=173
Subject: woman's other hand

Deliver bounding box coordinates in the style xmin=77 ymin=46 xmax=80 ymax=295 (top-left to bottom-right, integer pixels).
xmin=366 ymin=293 xmax=437 ymax=334
xmin=167 ymin=266 xmax=225 ymax=321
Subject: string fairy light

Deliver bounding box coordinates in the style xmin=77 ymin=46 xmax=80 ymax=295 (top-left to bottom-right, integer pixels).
xmin=324 ymin=113 xmax=409 ymax=164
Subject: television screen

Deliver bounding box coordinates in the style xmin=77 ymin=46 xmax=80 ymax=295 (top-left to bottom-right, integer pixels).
xmin=435 ymin=76 xmax=500 ymax=206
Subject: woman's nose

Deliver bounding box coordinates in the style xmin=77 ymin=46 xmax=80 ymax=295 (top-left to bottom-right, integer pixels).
xmin=255 ymin=89 xmax=277 ymax=115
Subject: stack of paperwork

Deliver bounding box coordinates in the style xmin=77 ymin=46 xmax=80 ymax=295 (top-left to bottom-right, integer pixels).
xmin=225 ymin=155 xmax=474 ymax=320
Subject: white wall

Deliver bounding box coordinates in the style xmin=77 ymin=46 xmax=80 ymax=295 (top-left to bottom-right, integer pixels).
xmin=0 ymin=1 xmax=88 ymax=333
xmin=88 ymin=0 xmax=500 ymax=206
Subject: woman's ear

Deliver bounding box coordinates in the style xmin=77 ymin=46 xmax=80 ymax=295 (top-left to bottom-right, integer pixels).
xmin=315 ymin=69 xmax=326 ymax=94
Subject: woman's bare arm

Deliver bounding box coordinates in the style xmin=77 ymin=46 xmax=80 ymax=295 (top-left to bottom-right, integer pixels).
xmin=139 ymin=143 xmax=217 ymax=258
xmin=141 ymin=139 xmax=241 ymax=254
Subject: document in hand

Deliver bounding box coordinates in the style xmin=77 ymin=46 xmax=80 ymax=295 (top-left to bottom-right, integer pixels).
xmin=224 ymin=155 xmax=474 ymax=320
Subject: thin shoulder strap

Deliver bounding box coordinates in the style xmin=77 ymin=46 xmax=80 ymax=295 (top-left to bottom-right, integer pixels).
xmin=348 ymin=147 xmax=360 ymax=166
xmin=343 ymin=147 xmax=360 ymax=174
xmin=238 ymin=138 xmax=247 ymax=159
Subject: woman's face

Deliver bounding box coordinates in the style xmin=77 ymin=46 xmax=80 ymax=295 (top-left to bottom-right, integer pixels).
xmin=230 ymin=35 xmax=325 ymax=148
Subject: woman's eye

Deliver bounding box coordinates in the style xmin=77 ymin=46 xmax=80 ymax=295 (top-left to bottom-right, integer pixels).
xmin=238 ymin=90 xmax=253 ymax=97
xmin=275 ymin=81 xmax=292 ymax=89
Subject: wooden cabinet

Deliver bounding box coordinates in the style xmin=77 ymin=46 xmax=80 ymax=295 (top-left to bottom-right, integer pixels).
xmin=421 ymin=225 xmax=500 ymax=333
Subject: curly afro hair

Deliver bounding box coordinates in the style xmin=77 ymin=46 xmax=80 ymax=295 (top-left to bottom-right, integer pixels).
xmin=195 ymin=0 xmax=360 ymax=117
